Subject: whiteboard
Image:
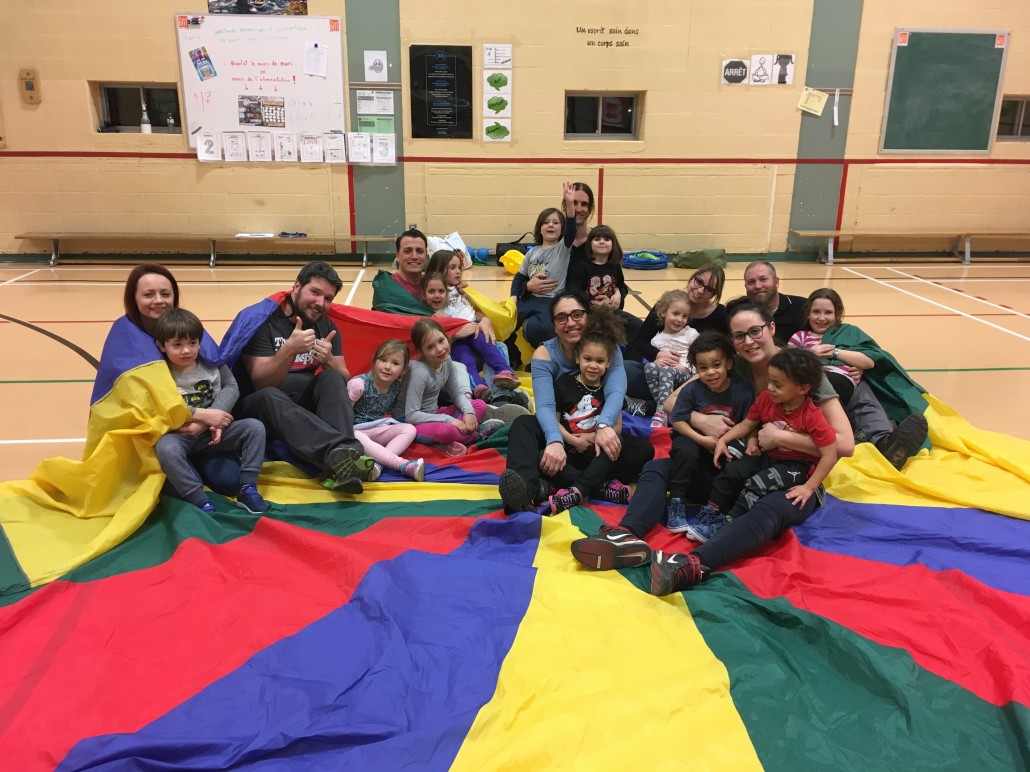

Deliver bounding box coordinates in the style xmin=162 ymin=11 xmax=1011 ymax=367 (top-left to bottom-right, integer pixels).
xmin=174 ymin=12 xmax=346 ymax=150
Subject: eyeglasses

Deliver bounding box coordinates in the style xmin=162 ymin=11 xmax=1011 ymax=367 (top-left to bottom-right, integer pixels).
xmin=552 ymin=308 xmax=587 ymax=325
xmin=730 ymin=323 xmax=770 ymax=343
xmin=691 ymin=276 xmax=717 ymax=297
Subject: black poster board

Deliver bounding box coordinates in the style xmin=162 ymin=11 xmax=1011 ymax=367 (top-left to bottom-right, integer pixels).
xmin=409 ymin=45 xmax=473 ymax=139
xmin=880 ymin=29 xmax=1008 ymax=153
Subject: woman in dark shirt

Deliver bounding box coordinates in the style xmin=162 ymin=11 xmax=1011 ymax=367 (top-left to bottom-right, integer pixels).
xmin=623 ymin=263 xmax=729 ymax=407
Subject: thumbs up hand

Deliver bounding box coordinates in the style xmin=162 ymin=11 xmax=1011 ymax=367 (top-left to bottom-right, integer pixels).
xmin=286 ymin=316 xmax=316 ymax=355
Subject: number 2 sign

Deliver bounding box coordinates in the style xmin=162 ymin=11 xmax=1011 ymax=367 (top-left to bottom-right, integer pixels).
xmin=196 ymin=132 xmax=221 ymax=162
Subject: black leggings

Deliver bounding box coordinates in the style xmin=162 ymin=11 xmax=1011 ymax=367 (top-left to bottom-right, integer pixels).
xmin=505 ymin=414 xmax=654 ymax=500
xmin=694 ymin=491 xmax=818 ymax=570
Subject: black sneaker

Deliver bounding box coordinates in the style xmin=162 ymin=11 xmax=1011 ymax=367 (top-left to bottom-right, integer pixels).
xmin=649 ymin=550 xmax=708 ymax=595
xmin=876 ymin=413 xmax=929 ymax=470
xmin=499 ymin=469 xmax=535 ymax=514
xmin=571 ymin=525 xmax=652 ymax=570
xmin=327 ymin=446 xmax=377 ymax=482
xmin=624 ymin=396 xmax=648 ymax=417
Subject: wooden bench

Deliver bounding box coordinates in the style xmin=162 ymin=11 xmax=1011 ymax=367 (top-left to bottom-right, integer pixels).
xmin=791 ymin=229 xmax=1030 ymax=265
xmin=14 ymin=232 xmax=397 ymax=268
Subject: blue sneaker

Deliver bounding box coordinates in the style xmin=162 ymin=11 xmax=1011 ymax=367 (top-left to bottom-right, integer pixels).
xmin=236 ymin=484 xmax=270 ymax=514
xmin=665 ymin=497 xmax=694 ymax=533
xmin=684 ymin=505 xmax=729 ymax=543
xmin=198 ymin=500 xmax=216 ymax=514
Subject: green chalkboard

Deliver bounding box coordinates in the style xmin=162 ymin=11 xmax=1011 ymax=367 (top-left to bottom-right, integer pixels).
xmin=880 ymin=29 xmax=1009 ymax=153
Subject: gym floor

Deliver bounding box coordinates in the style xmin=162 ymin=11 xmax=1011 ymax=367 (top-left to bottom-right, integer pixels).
xmin=2 ymin=259 xmax=1028 ymax=482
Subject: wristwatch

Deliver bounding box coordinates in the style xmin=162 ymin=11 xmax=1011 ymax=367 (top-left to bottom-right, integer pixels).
xmin=596 ymin=422 xmax=611 ymax=430
xmin=832 ymin=347 xmax=840 ymax=358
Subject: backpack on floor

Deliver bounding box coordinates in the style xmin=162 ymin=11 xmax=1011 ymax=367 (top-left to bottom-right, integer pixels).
xmin=622 ymin=251 xmax=669 ymax=270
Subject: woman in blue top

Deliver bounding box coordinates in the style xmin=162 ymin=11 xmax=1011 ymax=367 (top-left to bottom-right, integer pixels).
xmin=499 ymin=291 xmax=655 ymax=514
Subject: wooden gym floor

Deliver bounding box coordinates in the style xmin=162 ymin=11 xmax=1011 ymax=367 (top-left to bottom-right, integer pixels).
xmin=1 ymin=260 xmax=1028 ymax=483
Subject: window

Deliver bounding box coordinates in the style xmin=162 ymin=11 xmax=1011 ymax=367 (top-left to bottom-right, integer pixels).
xmin=565 ymin=93 xmax=640 ymax=139
xmin=997 ymin=98 xmax=1030 ymax=139
xmin=96 ymin=83 xmax=181 ymax=133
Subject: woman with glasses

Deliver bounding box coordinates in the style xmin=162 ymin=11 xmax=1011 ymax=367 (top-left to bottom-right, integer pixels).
xmin=623 ymin=263 xmax=729 ymax=412
xmin=570 ymin=298 xmax=855 ymax=588
xmin=499 ymin=292 xmax=655 ymax=514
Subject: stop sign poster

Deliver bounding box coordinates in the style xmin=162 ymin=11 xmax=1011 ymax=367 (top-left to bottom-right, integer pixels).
xmin=721 ymin=59 xmax=748 ymax=84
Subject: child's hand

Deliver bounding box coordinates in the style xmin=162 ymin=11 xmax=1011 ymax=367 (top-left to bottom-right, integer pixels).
xmin=208 ymin=426 xmax=222 ymax=445
xmin=785 ymin=484 xmax=815 ymax=508
xmin=176 ymin=420 xmax=207 ymax=437
xmin=462 ymin=413 xmax=478 ymax=433
xmin=567 ymin=433 xmax=592 ymax=453
xmin=746 ymin=437 xmax=761 ymax=456
xmin=698 ymin=435 xmax=718 ymax=452
xmin=451 ymin=417 xmax=468 ymax=431
xmin=713 ymin=439 xmax=730 ymax=468
xmin=194 ymin=408 xmax=233 ymax=429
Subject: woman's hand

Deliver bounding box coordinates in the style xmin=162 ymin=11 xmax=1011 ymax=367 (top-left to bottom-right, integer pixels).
xmin=526 ymin=274 xmax=558 ymax=295
xmin=454 ymin=322 xmax=479 ymax=339
xmin=756 ymin=423 xmax=783 ymax=452
xmin=462 ymin=413 xmax=478 ymax=433
xmin=594 ymin=425 xmax=622 ymax=462
xmin=478 ymin=315 xmax=496 ymax=345
xmin=539 ymin=441 xmax=568 ymax=477
xmin=692 ymin=413 xmax=734 ymax=439
xmin=812 ymin=343 xmax=835 ymax=359
xmin=175 ymin=420 xmax=207 ymax=437
xmin=562 ymin=181 xmax=576 ymax=210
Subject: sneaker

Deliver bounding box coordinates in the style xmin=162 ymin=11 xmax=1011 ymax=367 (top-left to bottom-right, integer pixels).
xmin=499 ymin=468 xmax=535 ymax=514
xmin=198 ymin=500 xmax=216 ymax=514
xmin=665 ymin=497 xmax=694 ymax=533
xmin=684 ymin=505 xmax=728 ymax=543
xmin=486 ymin=402 xmax=530 ymax=424
xmin=235 ymin=484 xmax=270 ymax=514
xmin=476 ymin=418 xmax=505 ymax=442
xmin=441 ymin=441 xmax=468 ymax=457
xmin=327 ymin=446 xmax=377 ymax=482
xmin=599 ymin=479 xmax=632 ymax=505
xmin=473 ymin=383 xmax=492 ymax=401
xmin=548 ymin=486 xmax=583 ymax=515
xmin=876 ymin=413 xmax=929 ymax=470
xmin=624 ymin=396 xmax=649 ymax=417
xmin=650 ymin=550 xmax=708 ymax=595
xmin=570 ymin=525 xmax=652 ymax=571
xmin=509 ymin=390 xmax=531 ymax=409
xmin=322 ymin=474 xmax=363 ymax=494
xmin=402 ymin=458 xmax=425 ymax=482
xmin=367 ymin=463 xmax=382 ymax=482
xmin=491 ymin=369 xmax=521 ymax=390
xmin=650 ymin=410 xmax=669 ymax=429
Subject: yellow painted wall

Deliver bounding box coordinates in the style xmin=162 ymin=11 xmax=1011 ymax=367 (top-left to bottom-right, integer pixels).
xmin=2 ymin=1 xmax=1030 ymax=257
xmin=0 ymin=0 xmax=352 ymax=256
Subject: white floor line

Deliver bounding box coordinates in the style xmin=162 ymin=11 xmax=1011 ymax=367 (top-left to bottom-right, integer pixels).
xmin=11 ymin=280 xmax=304 ymax=287
xmin=892 ymin=277 xmax=1030 ymax=283
xmin=0 ymin=438 xmax=85 ymax=445
xmin=887 ymin=267 xmax=1030 ymax=320
xmin=345 ymin=267 xmax=365 ymax=306
xmin=0 ymin=269 xmax=41 ymax=286
xmin=842 ymin=267 xmax=1030 ymax=343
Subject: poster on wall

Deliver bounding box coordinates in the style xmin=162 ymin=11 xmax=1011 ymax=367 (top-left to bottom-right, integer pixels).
xmin=409 ymin=45 xmax=473 ymax=139
xmin=207 ymin=1 xmax=308 ymax=14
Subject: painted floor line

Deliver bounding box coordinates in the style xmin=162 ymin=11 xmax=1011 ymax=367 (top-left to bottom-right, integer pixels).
xmin=345 ymin=267 xmax=365 ymax=306
xmin=0 ymin=438 xmax=86 ymax=445
xmin=0 ymin=269 xmax=41 ymax=287
xmin=887 ymin=267 xmax=1030 ymax=321
xmin=842 ymin=267 xmax=1030 ymax=344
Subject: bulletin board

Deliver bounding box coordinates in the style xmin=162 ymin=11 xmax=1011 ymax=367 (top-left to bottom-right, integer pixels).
xmin=174 ymin=13 xmax=346 ymax=150
xmin=880 ymin=29 xmax=1009 ymax=153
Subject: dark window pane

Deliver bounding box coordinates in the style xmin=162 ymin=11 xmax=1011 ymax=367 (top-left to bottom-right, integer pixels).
xmin=105 ymin=87 xmax=142 ymax=126
xmin=566 ymin=96 xmax=599 ymax=134
xmin=600 ymin=96 xmax=635 ymax=134
xmin=998 ymin=99 xmax=1019 ymax=136
xmin=146 ymin=87 xmax=180 ymax=129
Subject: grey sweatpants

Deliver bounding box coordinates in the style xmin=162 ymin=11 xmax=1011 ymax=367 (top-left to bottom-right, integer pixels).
xmin=155 ymin=417 xmax=266 ymax=506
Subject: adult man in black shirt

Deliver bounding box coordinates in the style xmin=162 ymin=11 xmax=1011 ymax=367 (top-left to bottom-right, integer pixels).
xmin=743 ymin=260 xmax=807 ymax=343
xmin=232 ymin=261 xmax=376 ymax=493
